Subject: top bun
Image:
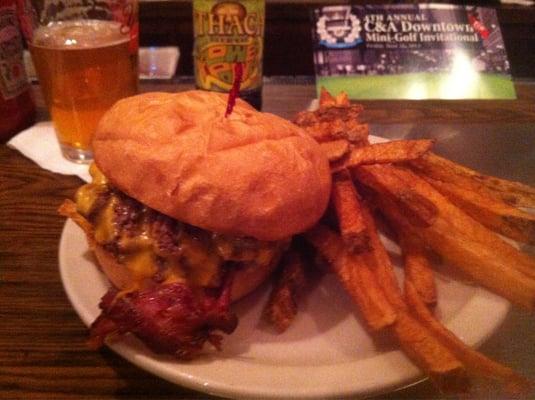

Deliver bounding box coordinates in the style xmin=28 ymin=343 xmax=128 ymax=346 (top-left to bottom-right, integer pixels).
xmin=93 ymin=90 xmax=331 ymax=241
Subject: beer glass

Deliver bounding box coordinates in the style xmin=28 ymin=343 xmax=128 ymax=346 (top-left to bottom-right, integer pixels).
xmin=19 ymin=0 xmax=139 ymax=162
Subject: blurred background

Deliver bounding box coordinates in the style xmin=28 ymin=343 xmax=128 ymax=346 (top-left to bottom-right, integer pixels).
xmin=132 ymin=0 xmax=534 ymax=79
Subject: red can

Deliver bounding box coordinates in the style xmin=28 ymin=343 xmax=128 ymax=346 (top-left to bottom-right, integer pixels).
xmin=0 ymin=0 xmax=35 ymax=142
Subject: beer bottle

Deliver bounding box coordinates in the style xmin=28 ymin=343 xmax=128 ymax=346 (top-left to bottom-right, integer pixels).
xmin=193 ymin=0 xmax=265 ymax=110
xmin=0 ymin=0 xmax=35 ymax=142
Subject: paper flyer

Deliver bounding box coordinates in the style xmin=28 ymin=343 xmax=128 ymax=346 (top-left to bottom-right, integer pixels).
xmin=312 ymin=4 xmax=515 ymax=99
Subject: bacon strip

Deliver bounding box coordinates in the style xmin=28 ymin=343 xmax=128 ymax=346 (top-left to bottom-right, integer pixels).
xmin=88 ymin=279 xmax=238 ymax=359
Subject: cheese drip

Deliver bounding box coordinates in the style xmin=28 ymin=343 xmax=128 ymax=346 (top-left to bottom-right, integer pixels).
xmin=75 ymin=164 xmax=222 ymax=291
xmin=75 ymin=164 xmax=284 ymax=295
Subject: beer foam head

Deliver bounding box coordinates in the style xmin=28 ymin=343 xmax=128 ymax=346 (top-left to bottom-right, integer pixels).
xmin=33 ymin=20 xmax=127 ymax=49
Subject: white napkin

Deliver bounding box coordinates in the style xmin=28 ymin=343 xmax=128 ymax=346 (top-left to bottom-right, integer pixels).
xmin=7 ymin=121 xmax=91 ymax=182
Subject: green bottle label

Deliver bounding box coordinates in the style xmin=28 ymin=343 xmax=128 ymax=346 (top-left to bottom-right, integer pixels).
xmin=193 ymin=0 xmax=264 ymax=92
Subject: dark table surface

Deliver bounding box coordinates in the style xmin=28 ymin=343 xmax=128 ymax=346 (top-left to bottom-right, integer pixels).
xmin=1 ymin=79 xmax=535 ymax=399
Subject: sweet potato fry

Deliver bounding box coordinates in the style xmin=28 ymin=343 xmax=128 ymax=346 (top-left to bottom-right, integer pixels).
xmin=331 ymin=170 xmax=370 ymax=253
xmin=392 ymin=311 xmax=469 ymax=393
xmin=263 ymin=249 xmax=307 ymax=333
xmin=320 ymin=139 xmax=350 ymax=162
xmin=319 ymin=87 xmax=350 ymax=108
xmin=305 ymin=225 xmax=396 ymax=331
xmin=319 ymin=87 xmax=337 ymax=107
xmin=399 ymin=232 xmax=437 ymax=307
xmin=411 ymin=152 xmax=535 ymax=208
xmin=356 ymin=164 xmax=535 ymax=310
xmin=293 ymin=101 xmax=368 ymax=145
xmin=405 ymin=281 xmax=532 ymax=396
xmin=396 ymin=166 xmax=535 ymax=281
xmin=358 ymin=201 xmax=469 ymax=392
xmin=421 ymin=175 xmax=535 ymax=245
xmin=476 ymin=175 xmax=535 ymax=209
xmin=359 ymin=203 xmax=407 ymax=311
xmin=312 ymin=183 xmax=470 ymax=392
xmin=335 ymin=91 xmax=350 ymax=107
xmin=333 ymin=140 xmax=435 ymax=171
xmin=356 ymin=165 xmax=439 ymax=228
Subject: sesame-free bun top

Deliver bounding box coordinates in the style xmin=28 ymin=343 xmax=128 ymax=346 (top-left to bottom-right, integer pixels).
xmin=93 ymin=90 xmax=331 ymax=241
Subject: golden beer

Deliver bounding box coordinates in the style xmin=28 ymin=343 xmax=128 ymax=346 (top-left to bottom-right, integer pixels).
xmin=29 ymin=20 xmax=138 ymax=161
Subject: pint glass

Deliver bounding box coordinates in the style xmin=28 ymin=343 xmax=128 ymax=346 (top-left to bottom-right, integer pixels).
xmin=19 ymin=0 xmax=139 ymax=162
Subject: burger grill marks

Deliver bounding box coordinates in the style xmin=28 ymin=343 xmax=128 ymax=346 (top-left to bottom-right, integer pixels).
xmin=74 ymin=164 xmax=287 ymax=358
xmin=75 ymin=164 xmax=286 ymax=292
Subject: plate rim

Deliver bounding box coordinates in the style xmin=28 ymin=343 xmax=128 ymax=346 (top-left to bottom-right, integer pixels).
xmin=59 ymin=220 xmax=510 ymax=399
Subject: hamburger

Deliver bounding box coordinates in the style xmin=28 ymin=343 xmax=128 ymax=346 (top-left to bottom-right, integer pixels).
xmin=59 ymin=90 xmax=332 ymax=359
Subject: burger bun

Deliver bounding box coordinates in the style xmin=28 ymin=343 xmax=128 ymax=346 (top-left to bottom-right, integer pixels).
xmin=93 ymin=90 xmax=331 ymax=241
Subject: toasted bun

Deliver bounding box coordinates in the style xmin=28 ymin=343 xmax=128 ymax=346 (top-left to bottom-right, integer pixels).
xmin=93 ymin=244 xmax=278 ymax=302
xmin=93 ymin=90 xmax=331 ymax=241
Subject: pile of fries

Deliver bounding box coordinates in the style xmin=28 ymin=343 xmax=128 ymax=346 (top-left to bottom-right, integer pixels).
xmin=263 ymin=89 xmax=535 ymax=396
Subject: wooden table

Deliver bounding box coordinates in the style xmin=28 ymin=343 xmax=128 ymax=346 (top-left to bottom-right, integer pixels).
xmin=2 ymin=79 xmax=535 ymax=399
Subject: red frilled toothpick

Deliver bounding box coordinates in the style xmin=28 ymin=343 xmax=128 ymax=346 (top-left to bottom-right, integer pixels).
xmin=225 ymin=62 xmax=244 ymax=118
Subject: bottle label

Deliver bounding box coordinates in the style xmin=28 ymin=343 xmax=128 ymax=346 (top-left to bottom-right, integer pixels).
xmin=193 ymin=0 xmax=264 ymax=93
xmin=0 ymin=4 xmax=29 ymax=100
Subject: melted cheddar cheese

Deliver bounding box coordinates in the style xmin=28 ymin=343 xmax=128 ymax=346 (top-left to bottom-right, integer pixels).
xmin=75 ymin=164 xmax=284 ymax=294
xmin=75 ymin=164 xmax=222 ymax=292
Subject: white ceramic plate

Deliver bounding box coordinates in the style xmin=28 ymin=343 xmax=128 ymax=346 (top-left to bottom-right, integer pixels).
xmin=59 ymin=218 xmax=509 ymax=399
xmin=58 ymin=135 xmax=510 ymax=399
